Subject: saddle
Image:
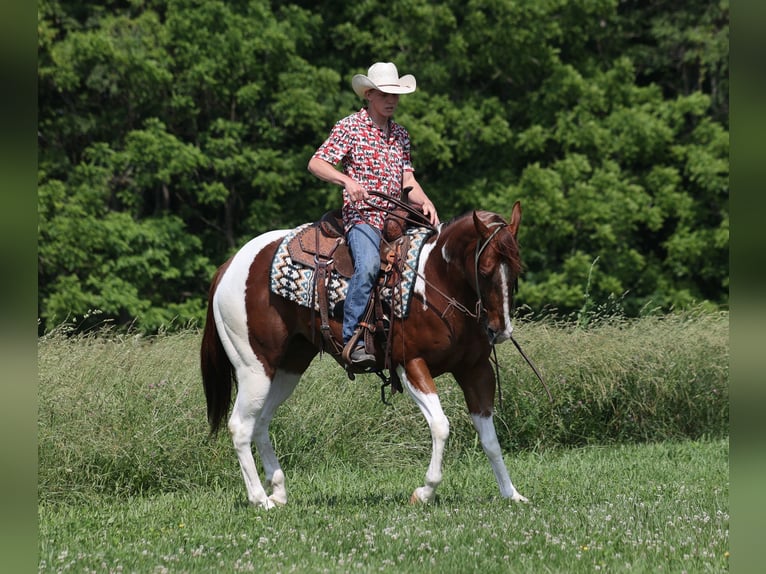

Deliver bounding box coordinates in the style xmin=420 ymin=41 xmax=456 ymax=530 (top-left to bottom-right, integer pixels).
xmin=285 ymin=209 xmax=412 ymax=377
xmin=286 ymin=210 xmax=353 ymax=278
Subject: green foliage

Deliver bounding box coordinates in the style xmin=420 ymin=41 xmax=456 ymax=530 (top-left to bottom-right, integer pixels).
xmin=38 ymin=0 xmax=729 ymax=333
xmin=617 ymin=0 xmax=729 ymax=124
xmin=38 ymin=167 xmax=213 ymax=331
xmin=37 ymin=312 xmax=728 ymax=501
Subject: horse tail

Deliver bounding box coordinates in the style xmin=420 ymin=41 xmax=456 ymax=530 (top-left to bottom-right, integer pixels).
xmin=200 ymin=260 xmax=234 ymax=436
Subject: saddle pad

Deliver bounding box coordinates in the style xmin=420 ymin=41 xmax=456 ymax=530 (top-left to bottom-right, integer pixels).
xmin=270 ymin=224 xmax=434 ymax=319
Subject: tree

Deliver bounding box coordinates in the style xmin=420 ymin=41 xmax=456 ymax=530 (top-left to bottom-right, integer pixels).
xmin=37 ymin=0 xmax=729 ymax=332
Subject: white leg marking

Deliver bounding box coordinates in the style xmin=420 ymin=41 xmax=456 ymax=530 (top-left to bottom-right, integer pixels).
xmin=228 ymin=364 xmax=274 ymax=509
xmin=256 ymin=369 xmax=300 ymax=506
xmin=214 ymin=229 xmax=291 ymax=509
xmin=398 ymin=365 xmax=449 ymax=503
xmin=471 ymin=413 xmax=527 ymax=502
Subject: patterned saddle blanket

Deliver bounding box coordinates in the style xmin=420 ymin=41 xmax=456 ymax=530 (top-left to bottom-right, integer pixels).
xmin=270 ymin=224 xmax=434 ymax=319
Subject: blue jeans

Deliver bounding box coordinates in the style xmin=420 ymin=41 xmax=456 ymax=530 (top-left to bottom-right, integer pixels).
xmin=343 ymin=224 xmax=381 ymax=343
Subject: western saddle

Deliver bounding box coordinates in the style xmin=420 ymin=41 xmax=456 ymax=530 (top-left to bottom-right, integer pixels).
xmin=284 ymin=191 xmax=430 ymax=385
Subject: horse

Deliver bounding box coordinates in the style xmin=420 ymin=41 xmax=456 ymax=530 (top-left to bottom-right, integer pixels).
xmin=200 ymin=201 xmax=527 ymax=508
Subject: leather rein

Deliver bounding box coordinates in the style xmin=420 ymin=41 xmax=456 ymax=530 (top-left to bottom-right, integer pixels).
xmin=359 ymin=191 xmax=552 ymax=404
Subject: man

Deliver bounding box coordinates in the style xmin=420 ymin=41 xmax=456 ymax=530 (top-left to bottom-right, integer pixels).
xmin=308 ymin=62 xmax=439 ymax=367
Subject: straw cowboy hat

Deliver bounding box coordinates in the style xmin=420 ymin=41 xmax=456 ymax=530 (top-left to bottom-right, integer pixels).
xmin=352 ymin=62 xmax=417 ymax=98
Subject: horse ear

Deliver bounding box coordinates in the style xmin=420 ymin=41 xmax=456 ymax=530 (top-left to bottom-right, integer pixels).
xmin=508 ymin=201 xmax=522 ymax=238
xmin=472 ymin=210 xmax=493 ymax=239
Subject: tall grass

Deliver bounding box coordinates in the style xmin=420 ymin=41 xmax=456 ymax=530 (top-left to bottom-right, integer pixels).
xmin=494 ymin=309 xmax=729 ymax=448
xmin=38 ymin=311 xmax=728 ymax=503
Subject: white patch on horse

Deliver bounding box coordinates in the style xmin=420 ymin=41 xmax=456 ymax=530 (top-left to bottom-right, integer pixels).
xmin=213 ymin=229 xmax=292 ymax=509
xmin=471 ymin=413 xmax=527 ymax=502
xmin=414 ymin=239 xmax=438 ymax=310
xmin=214 ymin=229 xmax=289 ymax=369
xmin=398 ymin=365 xmax=449 ymax=503
xmin=497 ymin=263 xmax=514 ymax=343
xmin=440 ymin=239 xmax=451 ymax=263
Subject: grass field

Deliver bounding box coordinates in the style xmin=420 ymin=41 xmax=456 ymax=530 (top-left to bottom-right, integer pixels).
xmin=38 ymin=312 xmax=729 ymax=572
xmin=38 ymin=440 xmax=728 ymax=573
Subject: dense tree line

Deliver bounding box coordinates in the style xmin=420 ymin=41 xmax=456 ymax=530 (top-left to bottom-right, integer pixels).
xmin=37 ymin=0 xmax=729 ymax=333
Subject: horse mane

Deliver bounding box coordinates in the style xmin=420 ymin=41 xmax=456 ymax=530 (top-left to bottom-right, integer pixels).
xmin=438 ymin=210 xmax=522 ymax=277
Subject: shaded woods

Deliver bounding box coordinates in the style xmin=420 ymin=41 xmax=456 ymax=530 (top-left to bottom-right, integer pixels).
xmin=38 ymin=0 xmax=728 ymax=333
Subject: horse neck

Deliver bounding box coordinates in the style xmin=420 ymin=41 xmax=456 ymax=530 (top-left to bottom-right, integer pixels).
xmin=429 ymin=216 xmax=480 ymax=300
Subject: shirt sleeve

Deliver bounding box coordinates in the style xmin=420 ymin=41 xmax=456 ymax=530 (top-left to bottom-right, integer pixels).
xmin=399 ymin=126 xmax=414 ymax=172
xmin=312 ymin=117 xmax=355 ymax=165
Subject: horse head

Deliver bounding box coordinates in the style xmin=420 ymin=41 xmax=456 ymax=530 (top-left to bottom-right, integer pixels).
xmin=471 ymin=201 xmax=522 ymax=344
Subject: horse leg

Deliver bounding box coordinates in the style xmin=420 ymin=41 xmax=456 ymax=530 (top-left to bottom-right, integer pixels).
xmin=457 ymin=363 xmax=528 ymax=502
xmin=398 ymin=359 xmax=450 ymax=504
xmin=228 ymin=362 xmax=277 ymax=509
xmin=471 ymin=414 xmax=527 ymax=502
xmin=252 ymin=368 xmax=301 ymax=506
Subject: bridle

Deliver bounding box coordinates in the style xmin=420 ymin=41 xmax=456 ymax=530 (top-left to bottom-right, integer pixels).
xmin=357 ymin=192 xmax=551 ymax=403
xmin=365 ymin=191 xmax=504 ymax=322
xmin=470 ymin=220 xmax=551 ymax=404
xmin=472 ymin=220 xmax=508 ymax=321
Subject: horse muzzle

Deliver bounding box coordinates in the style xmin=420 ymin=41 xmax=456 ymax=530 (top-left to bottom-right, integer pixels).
xmin=487 ymin=323 xmax=514 ymax=345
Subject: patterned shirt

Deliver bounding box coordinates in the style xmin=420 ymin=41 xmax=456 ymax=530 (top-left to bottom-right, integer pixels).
xmin=312 ymin=107 xmax=414 ymax=231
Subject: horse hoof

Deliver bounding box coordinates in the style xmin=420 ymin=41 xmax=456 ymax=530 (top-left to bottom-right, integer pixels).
xmin=250 ymin=497 xmax=277 ymax=510
xmin=268 ymin=494 xmax=287 ymax=506
xmin=510 ymin=492 xmax=529 ymax=503
xmin=409 ymin=487 xmax=433 ymax=504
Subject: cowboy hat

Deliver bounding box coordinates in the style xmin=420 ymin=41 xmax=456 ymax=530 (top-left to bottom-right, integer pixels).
xmin=352 ymin=62 xmax=417 ymax=98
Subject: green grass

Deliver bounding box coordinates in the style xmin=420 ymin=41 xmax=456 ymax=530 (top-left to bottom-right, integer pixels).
xmin=39 ymin=440 xmax=728 ymax=573
xmin=38 ymin=311 xmax=729 ymax=572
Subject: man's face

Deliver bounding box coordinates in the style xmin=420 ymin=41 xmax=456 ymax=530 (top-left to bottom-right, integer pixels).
xmin=367 ymin=89 xmax=400 ymax=118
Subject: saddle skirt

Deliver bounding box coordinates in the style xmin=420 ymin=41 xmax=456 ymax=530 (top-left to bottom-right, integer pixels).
xmin=270 ymin=222 xmax=434 ymax=319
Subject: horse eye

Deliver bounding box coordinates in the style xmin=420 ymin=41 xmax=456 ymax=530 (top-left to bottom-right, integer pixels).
xmin=479 ymin=260 xmax=495 ymax=277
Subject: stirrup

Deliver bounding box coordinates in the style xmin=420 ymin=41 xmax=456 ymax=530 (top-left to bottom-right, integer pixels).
xmin=342 ymin=329 xmax=375 ymax=369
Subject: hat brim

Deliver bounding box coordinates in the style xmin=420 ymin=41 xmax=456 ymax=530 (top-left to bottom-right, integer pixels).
xmin=352 ymin=74 xmax=417 ymax=98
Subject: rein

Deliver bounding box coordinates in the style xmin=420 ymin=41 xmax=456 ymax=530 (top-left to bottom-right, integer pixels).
xmin=352 ymin=192 xmax=551 ymax=404
xmin=362 ymin=191 xmax=479 ymax=320
xmin=510 ymin=334 xmax=552 ymax=403
xmin=367 ymin=189 xmax=436 ymax=231
xmin=366 ymin=192 xmax=502 ymax=324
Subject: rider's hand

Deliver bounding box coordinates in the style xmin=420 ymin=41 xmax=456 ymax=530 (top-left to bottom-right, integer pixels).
xmin=420 ymin=200 xmax=440 ymax=226
xmin=345 ymin=180 xmax=368 ymax=203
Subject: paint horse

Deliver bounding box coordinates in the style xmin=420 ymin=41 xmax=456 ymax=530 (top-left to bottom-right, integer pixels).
xmin=200 ymin=202 xmax=527 ymax=508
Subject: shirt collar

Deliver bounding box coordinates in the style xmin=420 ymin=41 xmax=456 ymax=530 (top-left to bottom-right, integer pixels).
xmin=360 ymin=107 xmax=392 ymax=133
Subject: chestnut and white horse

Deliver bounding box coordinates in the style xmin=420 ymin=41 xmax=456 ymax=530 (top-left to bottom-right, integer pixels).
xmin=200 ymin=202 xmax=527 ymax=508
